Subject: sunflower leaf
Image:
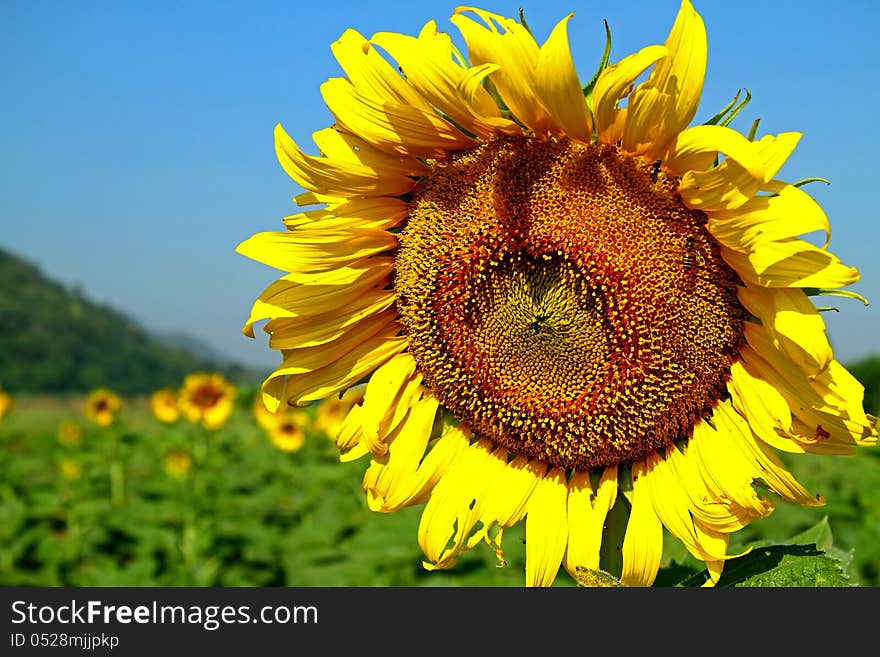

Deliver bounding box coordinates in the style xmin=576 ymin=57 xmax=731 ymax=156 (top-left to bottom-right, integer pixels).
xmin=679 ymin=518 xmax=854 ymax=587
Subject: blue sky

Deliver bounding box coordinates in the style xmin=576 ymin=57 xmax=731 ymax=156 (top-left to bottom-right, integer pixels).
xmin=1 ymin=0 xmax=878 ymax=371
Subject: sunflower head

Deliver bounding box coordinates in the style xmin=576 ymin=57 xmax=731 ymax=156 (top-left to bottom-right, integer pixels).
xmin=265 ymin=408 xmax=311 ymax=453
xmin=59 ymin=458 xmax=81 ymax=481
xmin=0 ymin=389 xmax=13 ymax=421
xmin=178 ymin=372 xmax=236 ymax=430
xmin=164 ymin=449 xmax=193 ymax=479
xmin=151 ymin=387 xmax=181 ymax=423
xmin=84 ymin=388 xmax=121 ymax=427
xmin=58 ymin=420 xmax=83 ymax=446
xmin=238 ymin=1 xmax=877 ymax=586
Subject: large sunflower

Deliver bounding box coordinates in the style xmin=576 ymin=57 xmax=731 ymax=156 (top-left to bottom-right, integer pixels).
xmin=238 ymin=1 xmax=877 ymax=586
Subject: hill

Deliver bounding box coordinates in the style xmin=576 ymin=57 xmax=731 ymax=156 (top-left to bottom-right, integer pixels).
xmin=0 ymin=246 xmax=256 ymax=394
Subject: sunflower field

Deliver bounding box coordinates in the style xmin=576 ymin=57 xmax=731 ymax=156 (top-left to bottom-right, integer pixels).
xmin=1 ymin=378 xmax=878 ymax=588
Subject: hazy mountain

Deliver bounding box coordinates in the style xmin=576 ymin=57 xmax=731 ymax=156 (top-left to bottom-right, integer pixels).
xmin=0 ymin=246 xmax=257 ymax=394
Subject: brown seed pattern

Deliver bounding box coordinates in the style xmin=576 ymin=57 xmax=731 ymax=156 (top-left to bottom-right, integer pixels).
xmin=395 ymin=136 xmax=747 ymax=470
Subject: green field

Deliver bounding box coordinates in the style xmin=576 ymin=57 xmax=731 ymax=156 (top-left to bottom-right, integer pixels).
xmin=1 ymin=391 xmax=878 ymax=587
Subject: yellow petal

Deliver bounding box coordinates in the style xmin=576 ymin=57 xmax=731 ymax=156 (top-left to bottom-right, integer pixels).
xmin=478 ymin=454 xmax=546 ymax=531
xmin=535 ymin=14 xmax=591 ymax=143
xmin=321 ymin=77 xmax=474 ymax=159
xmin=360 ymin=352 xmax=421 ymax=456
xmin=266 ymin=290 xmax=395 ymax=349
xmin=688 ymin=416 xmax=777 ymax=517
xmin=592 ymin=44 xmax=668 ymax=144
xmin=273 ymin=123 xmax=416 ymax=197
xmin=621 ymin=464 xmax=663 ymax=587
xmin=740 ymin=327 xmax=876 ymax=450
xmin=713 ymin=402 xmax=823 ymax=506
xmin=336 ymin=404 xmax=368 ymax=461
xmin=663 ymin=124 xmax=767 ymax=179
xmin=379 ymin=424 xmax=471 ymax=511
xmin=623 ymin=0 xmax=707 ymax=158
xmin=524 ymin=467 xmax=568 ymax=587
xmin=728 ymin=360 xmax=805 ymax=454
xmin=664 ymin=443 xmax=758 ymax=532
xmin=283 ymin=198 xmax=410 ymax=233
xmin=267 ymin=312 xmax=398 ymax=376
xmin=680 ymin=133 xmax=801 ymax=211
xmin=330 ymin=28 xmax=430 ymax=108
xmin=450 ymin=7 xmax=553 ymax=135
xmin=237 ymin=227 xmax=397 ymax=275
xmin=722 ymin=238 xmax=859 ymax=288
xmin=564 ymin=467 xmax=618 ymax=577
xmin=707 ymin=181 xmax=831 ymax=251
xmin=738 ymin=286 xmax=831 ymax=377
xmin=640 ymin=450 xmax=729 ymax=563
xmin=418 ymin=438 xmax=497 ymax=569
xmin=269 ymin=334 xmax=407 ymax=407
xmin=311 ymin=126 xmax=428 ymax=176
xmin=364 ymin=395 xmax=439 ymax=511
xmin=240 ymin=259 xmax=394 ymax=336
xmin=370 ymin=22 xmax=519 ymax=140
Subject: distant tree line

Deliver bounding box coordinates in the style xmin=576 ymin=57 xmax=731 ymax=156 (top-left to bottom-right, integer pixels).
xmin=0 ymin=247 xmax=253 ymax=395
xmin=849 ymin=356 xmax=880 ymax=417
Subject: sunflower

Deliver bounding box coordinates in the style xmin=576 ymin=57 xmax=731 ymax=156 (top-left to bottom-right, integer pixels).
xmin=58 ymin=420 xmax=83 ymax=446
xmin=164 ymin=449 xmax=193 ymax=478
xmin=314 ymin=386 xmax=366 ymax=440
xmin=59 ymin=458 xmax=81 ymax=481
xmin=266 ymin=409 xmax=311 ymax=453
xmin=151 ymin=387 xmax=181 ymax=423
xmin=0 ymin=389 xmax=13 ymax=422
xmin=178 ymin=372 xmax=236 ymax=430
xmin=254 ymin=393 xmax=312 ymax=451
xmin=84 ymin=388 xmax=121 ymax=427
xmin=237 ymin=1 xmax=878 ymax=586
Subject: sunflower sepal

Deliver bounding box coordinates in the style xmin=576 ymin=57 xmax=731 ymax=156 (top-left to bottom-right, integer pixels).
xmin=702 ymin=88 xmax=752 ymax=128
xmin=803 ymin=287 xmax=870 ymax=306
xmin=582 ymin=19 xmax=612 ymax=114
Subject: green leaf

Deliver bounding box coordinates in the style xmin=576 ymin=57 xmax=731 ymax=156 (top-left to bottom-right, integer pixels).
xmin=717 ymin=545 xmax=851 ymax=587
xmin=679 ymin=518 xmax=853 ymax=587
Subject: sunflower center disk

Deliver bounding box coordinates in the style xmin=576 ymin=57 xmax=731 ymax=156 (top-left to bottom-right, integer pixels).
xmin=395 ymin=137 xmax=748 ymax=470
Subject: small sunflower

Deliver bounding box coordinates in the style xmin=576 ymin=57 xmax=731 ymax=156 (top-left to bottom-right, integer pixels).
xmin=0 ymin=389 xmax=13 ymax=422
xmin=84 ymin=388 xmax=121 ymax=427
xmin=238 ymin=1 xmax=877 ymax=586
xmin=267 ymin=410 xmax=311 ymax=453
xmin=314 ymin=386 xmax=365 ymax=440
xmin=151 ymin=387 xmax=181 ymax=423
xmin=254 ymin=394 xmax=311 ymax=451
xmin=58 ymin=420 xmax=83 ymax=446
xmin=178 ymin=372 xmax=236 ymax=430
xmin=59 ymin=458 xmax=81 ymax=481
xmin=164 ymin=449 xmax=193 ymax=478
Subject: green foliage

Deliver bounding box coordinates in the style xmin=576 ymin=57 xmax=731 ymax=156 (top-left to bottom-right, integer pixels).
xmin=1 ymin=396 xmax=877 ymax=587
xmin=0 ymin=246 xmax=254 ymax=395
xmin=848 ymin=355 xmax=880 ymax=416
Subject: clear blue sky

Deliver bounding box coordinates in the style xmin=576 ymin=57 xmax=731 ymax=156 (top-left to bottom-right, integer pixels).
xmin=2 ymin=0 xmax=878 ymax=371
